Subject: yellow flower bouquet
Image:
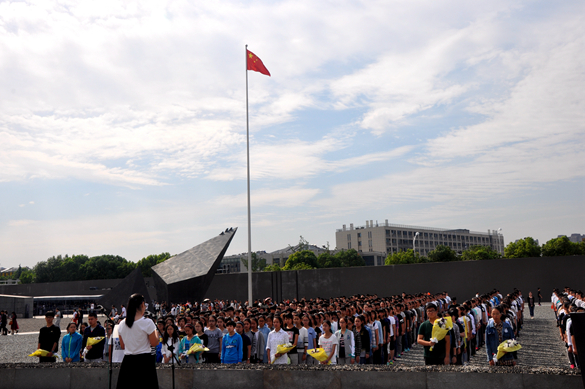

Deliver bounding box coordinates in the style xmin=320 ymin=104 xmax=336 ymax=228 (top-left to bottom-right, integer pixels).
xmin=307 ymin=348 xmax=331 ymax=364
xmin=495 ymin=339 xmax=521 ymax=362
xmin=29 ymin=349 xmax=61 ymax=359
xmin=430 ymin=317 xmax=453 ymax=351
xmin=187 ymin=342 xmax=209 ymax=355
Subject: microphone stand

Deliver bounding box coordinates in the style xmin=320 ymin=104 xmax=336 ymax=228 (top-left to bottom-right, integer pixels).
xmin=168 ymin=342 xmax=181 ymax=389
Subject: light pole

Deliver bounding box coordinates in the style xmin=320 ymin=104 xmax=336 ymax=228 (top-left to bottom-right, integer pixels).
xmin=498 ymin=228 xmax=503 ymax=255
xmin=413 ymin=232 xmax=419 ymax=262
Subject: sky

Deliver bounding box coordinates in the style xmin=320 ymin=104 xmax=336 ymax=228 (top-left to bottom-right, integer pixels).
xmin=1 ymin=0 xmax=584 ymax=269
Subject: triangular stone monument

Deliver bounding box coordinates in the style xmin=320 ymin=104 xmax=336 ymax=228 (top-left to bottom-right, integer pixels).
xmin=152 ymin=228 xmax=237 ymax=305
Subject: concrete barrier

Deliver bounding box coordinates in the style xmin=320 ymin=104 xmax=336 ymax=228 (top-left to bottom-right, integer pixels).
xmin=0 ymin=365 xmax=581 ymax=389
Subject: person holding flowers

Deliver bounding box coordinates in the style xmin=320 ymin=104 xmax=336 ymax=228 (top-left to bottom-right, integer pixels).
xmin=485 ymin=305 xmax=516 ymax=366
xmin=266 ymin=316 xmax=290 ymax=364
xmin=417 ymin=303 xmax=450 ymax=365
xmin=178 ymin=323 xmax=201 ymax=364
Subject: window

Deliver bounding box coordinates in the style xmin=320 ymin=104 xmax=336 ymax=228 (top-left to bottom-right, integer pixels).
xmin=358 ymin=241 xmax=362 ymax=246
xmin=348 ymin=242 xmax=351 ymax=249
xmin=347 ymin=234 xmax=351 ymax=241
xmin=357 ymin=233 xmax=361 ymax=238
xmin=368 ymin=231 xmax=372 ymax=239
xmin=368 ymin=240 xmax=373 ymax=247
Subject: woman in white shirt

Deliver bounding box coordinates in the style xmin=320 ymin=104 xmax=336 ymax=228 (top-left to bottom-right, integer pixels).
xmin=319 ymin=320 xmax=339 ymax=365
xmin=266 ymin=316 xmax=290 ymax=364
xmin=117 ymin=294 xmax=159 ymax=389
xmin=161 ymin=324 xmax=181 ymax=364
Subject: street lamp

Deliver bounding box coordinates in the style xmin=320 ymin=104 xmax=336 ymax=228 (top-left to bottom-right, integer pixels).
xmin=413 ymin=232 xmax=419 ymax=261
xmin=498 ymin=228 xmax=503 ymax=255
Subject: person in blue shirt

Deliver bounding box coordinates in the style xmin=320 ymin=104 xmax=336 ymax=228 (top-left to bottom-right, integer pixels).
xmin=258 ymin=316 xmax=271 ymax=363
xmin=221 ymin=320 xmax=242 ymax=364
xmin=62 ymin=323 xmax=83 ymax=362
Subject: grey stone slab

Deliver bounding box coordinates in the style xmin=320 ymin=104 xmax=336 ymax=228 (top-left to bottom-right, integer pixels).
xmin=427 ymin=372 xmax=523 ymax=389
xmin=152 ymin=229 xmax=237 ymax=304
xmin=522 ymin=373 xmax=583 ymax=389
xmin=13 ymin=367 xmax=70 ymax=389
xmin=263 ymin=369 xmax=341 ymax=389
xmin=339 ymin=371 xmax=427 ymax=389
xmin=156 ymin=368 xmax=194 ymax=389
xmin=70 ymin=367 xmax=109 ymax=389
xmin=190 ymin=369 xmax=263 ymax=389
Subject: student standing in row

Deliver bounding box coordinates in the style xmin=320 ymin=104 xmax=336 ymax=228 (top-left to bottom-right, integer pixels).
xmin=417 ymin=303 xmax=450 ymax=366
xmin=221 ymin=321 xmax=242 ymax=364
xmin=38 ymin=311 xmax=61 ymax=363
xmin=62 ymin=323 xmax=83 ymax=362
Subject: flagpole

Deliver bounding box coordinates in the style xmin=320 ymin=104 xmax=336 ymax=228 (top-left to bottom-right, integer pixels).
xmin=245 ymin=44 xmax=253 ymax=308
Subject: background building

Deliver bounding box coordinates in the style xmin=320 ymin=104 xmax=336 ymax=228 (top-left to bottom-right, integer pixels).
xmin=558 ymin=233 xmax=585 ymax=243
xmin=336 ymin=220 xmax=505 ymax=256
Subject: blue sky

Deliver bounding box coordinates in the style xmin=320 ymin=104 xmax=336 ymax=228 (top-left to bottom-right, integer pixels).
xmin=1 ymin=0 xmax=584 ymax=269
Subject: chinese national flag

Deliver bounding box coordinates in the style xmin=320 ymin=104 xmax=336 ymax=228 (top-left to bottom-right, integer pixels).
xmin=247 ymin=50 xmax=271 ymax=76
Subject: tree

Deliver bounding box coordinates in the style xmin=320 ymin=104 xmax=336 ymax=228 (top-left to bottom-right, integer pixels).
xmin=461 ymin=245 xmax=501 ymax=261
xmin=541 ymin=236 xmax=583 ymax=257
xmin=19 ymin=269 xmax=34 ymax=284
xmin=287 ymin=263 xmax=315 ymax=270
xmin=317 ymin=251 xmax=342 ymax=268
xmin=263 ymin=264 xmax=281 ymax=272
xmin=504 ymin=237 xmax=541 ymax=258
xmin=336 ymin=249 xmax=366 ymax=267
xmin=282 ymin=250 xmax=318 ymax=270
xmin=136 ymin=252 xmax=172 ymax=277
xmin=385 ymin=249 xmax=426 ymax=265
xmin=427 ymin=245 xmax=457 ymax=262
xmin=241 ymin=252 xmax=267 ymax=272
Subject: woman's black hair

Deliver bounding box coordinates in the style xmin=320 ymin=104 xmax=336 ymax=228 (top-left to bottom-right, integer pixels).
xmin=125 ymin=293 xmax=145 ymax=328
xmin=323 ymin=320 xmax=333 ymax=334
xmin=67 ymin=322 xmax=77 ymax=331
xmin=163 ymin=324 xmax=179 ymax=344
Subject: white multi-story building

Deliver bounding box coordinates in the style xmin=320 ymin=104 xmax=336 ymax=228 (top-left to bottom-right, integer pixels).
xmin=335 ymin=220 xmax=505 ymax=256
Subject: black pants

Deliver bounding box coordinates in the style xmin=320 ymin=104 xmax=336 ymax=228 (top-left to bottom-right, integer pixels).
xmin=39 ymin=357 xmax=56 ymax=363
xmin=117 ymin=353 xmax=158 ymax=389
xmin=204 ymin=352 xmax=220 ymax=363
xmin=424 ymin=357 xmax=444 ymax=365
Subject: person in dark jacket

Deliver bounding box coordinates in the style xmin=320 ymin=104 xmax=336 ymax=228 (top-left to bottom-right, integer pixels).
xmin=82 ymin=312 xmax=106 ymax=362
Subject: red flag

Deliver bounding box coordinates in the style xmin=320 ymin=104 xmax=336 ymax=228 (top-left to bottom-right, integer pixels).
xmin=247 ymin=50 xmax=271 ymax=76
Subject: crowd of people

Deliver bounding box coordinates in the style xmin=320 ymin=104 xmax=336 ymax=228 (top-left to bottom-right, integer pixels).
xmin=29 ymin=287 xmax=531 ymax=369
xmin=552 ymin=287 xmax=584 ymax=370
xmin=0 ymin=310 xmax=19 ymax=335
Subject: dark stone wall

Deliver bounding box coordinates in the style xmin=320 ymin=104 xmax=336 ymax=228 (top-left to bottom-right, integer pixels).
xmin=205 ymin=256 xmax=585 ymax=302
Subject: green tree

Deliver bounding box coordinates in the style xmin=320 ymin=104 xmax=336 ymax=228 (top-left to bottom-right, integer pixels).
xmin=461 ymin=245 xmax=502 ymax=261
xmin=287 ymin=262 xmax=315 ymax=270
xmin=542 ymin=236 xmax=582 ymax=257
xmin=282 ymin=250 xmax=318 ymax=270
xmin=385 ymin=249 xmax=426 ymax=265
xmin=263 ymin=264 xmax=282 ymax=272
xmin=336 ymin=249 xmax=366 ymax=267
xmin=19 ymin=269 xmax=34 ymax=284
xmin=504 ymin=237 xmax=541 ymax=258
xmin=136 ymin=252 xmax=172 ymax=277
xmin=428 ymin=245 xmax=457 ymax=262
xmin=241 ymin=252 xmax=267 ymax=272
xmin=317 ymin=251 xmax=342 ymax=268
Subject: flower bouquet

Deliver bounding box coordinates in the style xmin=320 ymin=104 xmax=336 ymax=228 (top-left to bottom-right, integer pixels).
xmin=494 ymin=339 xmax=521 ymax=363
xmin=430 ymin=317 xmax=453 ymax=351
xmin=29 ymin=349 xmax=61 ymax=359
xmin=82 ymin=336 xmax=105 ymax=358
xmin=186 ymin=342 xmax=209 ymax=355
xmin=307 ymin=348 xmax=331 ymax=364
xmin=270 ymin=342 xmax=295 ymax=364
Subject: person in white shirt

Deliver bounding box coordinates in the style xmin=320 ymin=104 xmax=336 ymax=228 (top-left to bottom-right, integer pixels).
xmin=117 ymin=294 xmax=159 ymax=389
xmin=318 ymin=320 xmax=338 ymax=365
xmin=294 ymin=314 xmax=308 ymax=363
xmin=266 ymin=316 xmax=290 ymax=364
